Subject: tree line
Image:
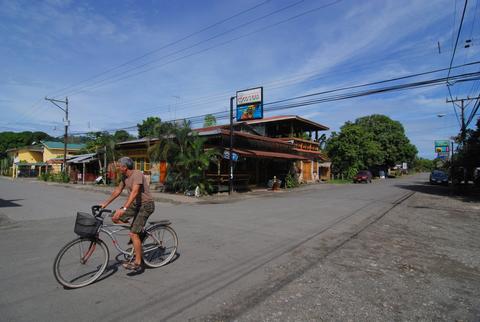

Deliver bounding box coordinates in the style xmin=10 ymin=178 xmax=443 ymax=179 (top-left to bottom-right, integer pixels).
xmin=2 ymin=113 xmax=451 ymax=191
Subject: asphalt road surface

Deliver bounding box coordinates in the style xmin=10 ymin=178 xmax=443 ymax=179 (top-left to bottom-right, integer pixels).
xmin=0 ymin=174 xmax=476 ymax=321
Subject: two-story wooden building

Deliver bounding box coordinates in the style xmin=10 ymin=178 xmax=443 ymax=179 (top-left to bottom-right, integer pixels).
xmin=115 ymin=115 xmax=331 ymax=191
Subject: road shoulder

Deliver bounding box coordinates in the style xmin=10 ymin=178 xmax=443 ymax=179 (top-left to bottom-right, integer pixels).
xmin=215 ymin=190 xmax=480 ymax=321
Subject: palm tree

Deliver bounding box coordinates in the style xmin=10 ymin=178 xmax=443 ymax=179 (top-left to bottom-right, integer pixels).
xmin=148 ymin=120 xmax=219 ymax=194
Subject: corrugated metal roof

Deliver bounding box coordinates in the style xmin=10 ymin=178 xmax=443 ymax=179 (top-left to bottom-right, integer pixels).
xmin=14 ymin=162 xmax=48 ymax=166
xmin=243 ymin=115 xmax=329 ymax=130
xmin=67 ymin=153 xmax=97 ymax=164
xmin=6 ymin=145 xmax=44 ymax=153
xmin=41 ymin=141 xmax=85 ymax=150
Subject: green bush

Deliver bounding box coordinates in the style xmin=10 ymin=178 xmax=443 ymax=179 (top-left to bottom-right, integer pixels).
xmin=37 ymin=172 xmax=69 ymax=183
xmin=285 ymin=173 xmax=299 ymax=188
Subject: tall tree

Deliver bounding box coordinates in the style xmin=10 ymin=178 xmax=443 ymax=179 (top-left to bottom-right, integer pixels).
xmin=326 ymin=114 xmax=417 ymax=178
xmin=148 ymin=120 xmax=219 ymax=194
xmin=113 ymin=130 xmax=135 ymax=142
xmin=137 ymin=117 xmax=161 ymax=138
xmin=453 ymin=118 xmax=480 ymax=182
xmin=354 ymin=115 xmax=417 ymax=166
xmin=82 ymin=131 xmax=117 ymax=173
xmin=0 ymin=131 xmax=55 ymax=156
xmin=203 ymin=114 xmax=217 ymax=127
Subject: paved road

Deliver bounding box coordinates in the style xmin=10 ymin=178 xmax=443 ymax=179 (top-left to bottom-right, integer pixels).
xmin=0 ymin=175 xmax=424 ymax=321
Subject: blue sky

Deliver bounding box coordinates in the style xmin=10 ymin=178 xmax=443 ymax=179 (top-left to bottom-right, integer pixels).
xmin=1 ymin=0 xmax=479 ymax=158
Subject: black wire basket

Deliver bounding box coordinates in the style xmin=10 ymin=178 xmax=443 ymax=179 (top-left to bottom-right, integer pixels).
xmin=74 ymin=212 xmax=101 ymax=237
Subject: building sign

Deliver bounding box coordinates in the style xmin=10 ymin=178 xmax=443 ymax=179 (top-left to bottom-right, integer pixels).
xmin=435 ymin=146 xmax=449 ymax=153
xmin=236 ymin=87 xmax=263 ymax=121
xmin=434 ymin=140 xmax=450 ymax=147
xmin=236 ymin=87 xmax=262 ymax=105
xmin=434 ymin=140 xmax=450 ymax=159
xmin=236 ymin=103 xmax=263 ymax=121
xmin=223 ymin=150 xmax=238 ymax=161
xmin=437 ymin=152 xmax=449 ymax=159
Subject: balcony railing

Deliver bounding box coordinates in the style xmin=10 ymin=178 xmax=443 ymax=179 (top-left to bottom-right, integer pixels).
xmin=277 ymin=137 xmax=320 ymax=151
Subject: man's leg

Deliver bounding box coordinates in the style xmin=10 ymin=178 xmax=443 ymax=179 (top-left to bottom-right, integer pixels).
xmin=127 ymin=202 xmax=155 ymax=268
xmin=129 ymin=232 xmax=142 ymax=266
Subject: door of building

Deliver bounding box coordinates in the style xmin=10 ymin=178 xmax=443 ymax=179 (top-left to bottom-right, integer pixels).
xmin=302 ymin=161 xmax=312 ymax=181
xmin=160 ymin=161 xmax=167 ymax=183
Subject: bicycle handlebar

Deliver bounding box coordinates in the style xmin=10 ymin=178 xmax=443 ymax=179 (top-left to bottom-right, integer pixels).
xmin=91 ymin=205 xmax=112 ymax=218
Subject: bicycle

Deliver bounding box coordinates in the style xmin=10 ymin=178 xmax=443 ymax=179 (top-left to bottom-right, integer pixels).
xmin=53 ymin=205 xmax=178 ymax=289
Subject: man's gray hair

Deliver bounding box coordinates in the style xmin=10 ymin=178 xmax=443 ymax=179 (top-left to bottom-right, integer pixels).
xmin=118 ymin=157 xmax=134 ymax=170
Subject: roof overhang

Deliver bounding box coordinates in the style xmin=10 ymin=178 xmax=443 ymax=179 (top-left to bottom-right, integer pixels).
xmin=244 ymin=115 xmax=329 ymax=131
xmin=232 ymin=148 xmax=308 ymax=160
xmin=67 ymin=153 xmax=97 ymax=164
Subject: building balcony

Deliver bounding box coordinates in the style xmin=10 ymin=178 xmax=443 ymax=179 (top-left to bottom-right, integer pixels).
xmin=277 ymin=137 xmax=320 ymax=152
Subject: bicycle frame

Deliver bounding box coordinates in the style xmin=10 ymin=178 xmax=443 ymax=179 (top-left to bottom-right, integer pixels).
xmin=99 ymin=224 xmax=134 ymax=257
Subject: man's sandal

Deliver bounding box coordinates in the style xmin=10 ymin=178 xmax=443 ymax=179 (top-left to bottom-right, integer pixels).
xmin=122 ymin=262 xmax=142 ymax=271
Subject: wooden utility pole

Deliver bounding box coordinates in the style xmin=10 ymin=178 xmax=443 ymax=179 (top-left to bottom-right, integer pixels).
xmin=446 ymin=96 xmax=480 ymax=146
xmin=229 ymin=96 xmax=235 ymax=195
xmin=45 ymin=97 xmax=69 ymax=173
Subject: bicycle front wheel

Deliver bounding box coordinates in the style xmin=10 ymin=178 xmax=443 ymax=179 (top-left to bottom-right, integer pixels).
xmin=142 ymin=225 xmax=178 ymax=268
xmin=53 ymin=237 xmax=109 ymax=289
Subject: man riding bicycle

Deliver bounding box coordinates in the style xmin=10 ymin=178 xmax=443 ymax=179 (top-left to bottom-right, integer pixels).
xmin=100 ymin=157 xmax=155 ymax=271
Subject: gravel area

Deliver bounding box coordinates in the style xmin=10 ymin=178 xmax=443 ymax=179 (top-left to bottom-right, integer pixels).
xmin=213 ymin=190 xmax=480 ymax=321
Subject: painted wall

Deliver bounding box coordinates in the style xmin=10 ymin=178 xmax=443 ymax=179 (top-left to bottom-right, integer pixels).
xmin=17 ymin=150 xmax=43 ymax=163
xmin=43 ymin=148 xmax=79 ymax=162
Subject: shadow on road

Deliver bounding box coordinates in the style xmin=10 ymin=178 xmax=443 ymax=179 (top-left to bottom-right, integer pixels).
xmin=0 ymin=199 xmax=23 ymax=208
xmin=395 ymin=181 xmax=480 ymax=203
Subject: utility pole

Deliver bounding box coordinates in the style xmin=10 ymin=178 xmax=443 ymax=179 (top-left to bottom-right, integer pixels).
xmin=446 ymin=95 xmax=480 ymax=185
xmin=45 ymin=97 xmax=69 ymax=173
xmin=446 ymin=96 xmax=480 ymax=146
xmin=103 ymin=145 xmax=107 ymax=185
xmin=229 ymin=96 xmax=235 ymax=195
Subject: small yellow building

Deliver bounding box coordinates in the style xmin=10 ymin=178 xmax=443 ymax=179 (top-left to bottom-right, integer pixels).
xmin=7 ymin=145 xmax=46 ymax=178
xmin=42 ymin=141 xmax=84 ymax=173
xmin=7 ymin=141 xmax=85 ymax=178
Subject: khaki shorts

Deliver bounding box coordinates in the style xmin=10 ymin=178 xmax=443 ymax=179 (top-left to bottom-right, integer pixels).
xmin=119 ymin=201 xmax=155 ymax=234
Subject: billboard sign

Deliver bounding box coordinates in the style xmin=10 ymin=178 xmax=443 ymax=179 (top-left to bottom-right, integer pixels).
xmin=437 ymin=152 xmax=449 ymax=159
xmin=434 ymin=140 xmax=450 ymax=147
xmin=236 ymin=103 xmax=263 ymax=121
xmin=236 ymin=87 xmax=262 ymax=105
xmin=236 ymin=87 xmax=263 ymax=121
xmin=435 ymin=146 xmax=449 ymax=153
xmin=434 ymin=140 xmax=450 ymax=159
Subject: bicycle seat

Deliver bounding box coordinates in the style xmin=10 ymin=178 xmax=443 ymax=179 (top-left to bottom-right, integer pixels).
xmin=149 ymin=219 xmax=171 ymax=226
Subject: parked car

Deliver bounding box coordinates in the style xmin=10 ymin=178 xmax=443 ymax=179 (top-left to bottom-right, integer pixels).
xmin=353 ymin=170 xmax=372 ymax=183
xmin=429 ymin=170 xmax=449 ymax=185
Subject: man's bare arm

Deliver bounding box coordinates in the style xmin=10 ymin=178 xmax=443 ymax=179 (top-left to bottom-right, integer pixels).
xmin=100 ymin=183 xmax=125 ymax=208
xmin=122 ymin=184 xmax=141 ymax=209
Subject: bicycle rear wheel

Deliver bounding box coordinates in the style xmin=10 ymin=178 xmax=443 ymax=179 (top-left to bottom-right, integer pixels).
xmin=142 ymin=225 xmax=178 ymax=268
xmin=53 ymin=237 xmax=109 ymax=289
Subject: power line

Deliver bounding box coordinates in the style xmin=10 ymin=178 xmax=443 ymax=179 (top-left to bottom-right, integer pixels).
xmin=447 ymin=0 xmax=468 ymax=81
xmin=54 ymin=0 xmax=308 ymax=98
xmin=67 ymin=69 xmax=480 ymax=135
xmin=54 ymin=0 xmax=344 ymax=98
xmin=46 ymin=0 xmax=272 ymax=99
xmin=446 ymin=0 xmax=469 ymax=128
xmin=130 ymin=42 xmax=457 ymax=120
